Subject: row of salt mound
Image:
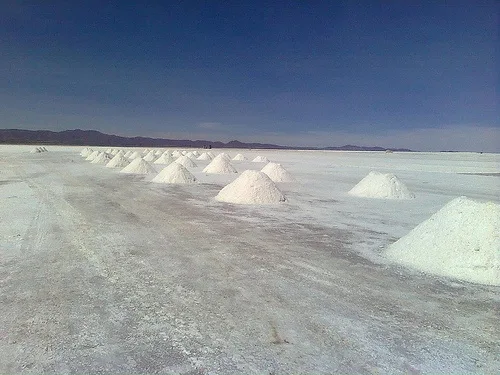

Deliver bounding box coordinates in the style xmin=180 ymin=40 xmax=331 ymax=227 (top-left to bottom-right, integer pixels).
xmin=348 ymin=171 xmax=415 ymax=199
xmin=386 ymin=196 xmax=499 ymax=286
xmin=120 ymin=157 xmax=156 ymax=174
xmin=203 ymin=154 xmax=237 ymax=174
xmin=31 ymin=147 xmax=48 ymax=153
xmin=152 ymin=162 xmax=197 ymax=184
xmin=91 ymin=152 xmax=112 ymax=165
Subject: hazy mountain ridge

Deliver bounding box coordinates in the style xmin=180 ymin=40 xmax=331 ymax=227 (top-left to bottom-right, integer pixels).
xmin=0 ymin=129 xmax=412 ymax=151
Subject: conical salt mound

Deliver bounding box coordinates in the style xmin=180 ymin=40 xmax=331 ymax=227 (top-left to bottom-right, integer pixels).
xmin=386 ymin=197 xmax=500 ymax=286
xmin=30 ymin=147 xmax=42 ymax=153
xmin=175 ymin=155 xmax=197 ymax=168
xmin=86 ymin=150 xmax=100 ymax=161
xmin=152 ymin=162 xmax=197 ymax=184
xmin=197 ymin=152 xmax=213 ymax=161
xmin=203 ymin=155 xmax=238 ymax=174
xmin=111 ymin=149 xmax=119 ymax=155
xmin=155 ymin=150 xmax=162 ymax=155
xmin=154 ymin=153 xmax=175 ymax=165
xmin=41 ymin=147 xmax=48 ymax=152
xmin=106 ymin=154 xmax=130 ymax=168
xmin=261 ymin=162 xmax=294 ymax=182
xmin=185 ymin=151 xmax=197 ymax=158
xmin=348 ymin=171 xmax=414 ymax=199
xmin=143 ymin=151 xmax=157 ymax=162
xmin=232 ymin=153 xmax=247 ymax=161
xmin=207 ymin=151 xmax=216 ymax=158
xmin=171 ymin=150 xmax=182 ymax=158
xmin=215 ymin=170 xmax=286 ymax=204
xmin=120 ymin=157 xmax=156 ymax=174
xmin=217 ymin=152 xmax=231 ymax=161
xmin=80 ymin=147 xmax=93 ymax=157
xmin=123 ymin=150 xmax=133 ymax=158
xmin=192 ymin=150 xmax=200 ymax=157
xmin=128 ymin=151 xmax=142 ymax=160
xmin=105 ymin=148 xmax=112 ymax=153
xmin=252 ymin=155 xmax=270 ymax=163
xmin=91 ymin=152 xmax=113 ymax=164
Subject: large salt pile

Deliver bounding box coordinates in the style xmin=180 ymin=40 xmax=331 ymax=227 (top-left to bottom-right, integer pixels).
xmin=86 ymin=150 xmax=100 ymax=161
xmin=120 ymin=157 xmax=156 ymax=174
xmin=215 ymin=170 xmax=286 ymax=204
xmin=348 ymin=171 xmax=415 ymax=199
xmin=261 ymin=162 xmax=294 ymax=182
xmin=385 ymin=197 xmax=500 ymax=286
xmin=232 ymin=153 xmax=247 ymax=161
xmin=175 ymin=155 xmax=198 ymax=168
xmin=154 ymin=153 xmax=175 ymax=165
xmin=203 ymin=154 xmax=238 ymax=174
xmin=91 ymin=152 xmax=112 ymax=164
xmin=128 ymin=151 xmax=142 ymax=160
xmin=143 ymin=150 xmax=157 ymax=162
xmin=197 ymin=152 xmax=213 ymax=161
xmin=106 ymin=153 xmax=130 ymax=168
xmin=152 ymin=162 xmax=197 ymax=184
xmin=252 ymin=155 xmax=270 ymax=163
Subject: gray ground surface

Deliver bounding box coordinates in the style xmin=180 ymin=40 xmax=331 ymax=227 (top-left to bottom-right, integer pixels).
xmin=1 ymin=152 xmax=499 ymax=374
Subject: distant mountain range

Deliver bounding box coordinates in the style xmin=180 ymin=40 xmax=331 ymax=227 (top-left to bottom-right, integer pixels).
xmin=0 ymin=129 xmax=413 ymax=152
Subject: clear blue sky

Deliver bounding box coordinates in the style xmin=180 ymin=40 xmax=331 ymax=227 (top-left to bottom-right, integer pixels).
xmin=1 ymin=1 xmax=498 ymax=151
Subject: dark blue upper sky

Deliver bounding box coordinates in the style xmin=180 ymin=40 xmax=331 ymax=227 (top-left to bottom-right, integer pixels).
xmin=1 ymin=1 xmax=498 ymax=150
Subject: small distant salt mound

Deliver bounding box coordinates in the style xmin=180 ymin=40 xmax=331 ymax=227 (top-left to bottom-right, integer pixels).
xmin=197 ymin=152 xmax=213 ymax=161
xmin=155 ymin=150 xmax=162 ymax=156
xmin=261 ymin=162 xmax=294 ymax=182
xmin=152 ymin=162 xmax=197 ymax=184
xmin=232 ymin=153 xmax=247 ymax=161
xmin=91 ymin=152 xmax=112 ymax=164
xmin=105 ymin=148 xmax=112 ymax=153
xmin=385 ymin=149 xmax=394 ymax=154
xmin=123 ymin=150 xmax=133 ymax=158
xmin=128 ymin=151 xmax=142 ymax=160
xmin=143 ymin=151 xmax=157 ymax=162
xmin=154 ymin=153 xmax=175 ymax=165
xmin=348 ymin=171 xmax=415 ymax=199
xmin=192 ymin=150 xmax=200 ymax=157
xmin=215 ymin=170 xmax=286 ymax=204
xmin=86 ymin=150 xmax=100 ymax=161
xmin=106 ymin=154 xmax=130 ymax=168
xmin=175 ymin=155 xmax=198 ymax=168
xmin=185 ymin=151 xmax=197 ymax=158
xmin=386 ymin=197 xmax=500 ymax=286
xmin=207 ymin=151 xmax=216 ymax=158
xmin=111 ymin=149 xmax=119 ymax=155
xmin=252 ymin=155 xmax=270 ymax=163
xmin=203 ymin=155 xmax=238 ymax=174
xmin=171 ymin=150 xmax=182 ymax=158
xmin=41 ymin=147 xmax=48 ymax=152
xmin=80 ymin=147 xmax=93 ymax=157
xmin=218 ymin=152 xmax=231 ymax=161
xmin=120 ymin=157 xmax=156 ymax=174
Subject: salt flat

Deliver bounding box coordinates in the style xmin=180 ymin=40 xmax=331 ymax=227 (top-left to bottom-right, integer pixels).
xmin=0 ymin=145 xmax=499 ymax=373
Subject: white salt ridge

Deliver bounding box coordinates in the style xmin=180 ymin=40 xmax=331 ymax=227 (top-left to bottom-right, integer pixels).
xmin=152 ymin=162 xmax=197 ymax=184
xmin=348 ymin=171 xmax=415 ymax=199
xmin=128 ymin=151 xmax=142 ymax=160
xmin=86 ymin=150 xmax=100 ymax=161
xmin=154 ymin=153 xmax=175 ymax=165
xmin=106 ymin=154 xmax=130 ymax=168
xmin=175 ymin=155 xmax=198 ymax=168
xmin=215 ymin=170 xmax=286 ymax=204
xmin=197 ymin=152 xmax=213 ymax=161
xmin=252 ymin=155 xmax=270 ymax=163
xmin=386 ymin=197 xmax=500 ymax=286
xmin=120 ymin=158 xmax=156 ymax=174
xmin=91 ymin=152 xmax=112 ymax=164
xmin=261 ymin=162 xmax=294 ymax=182
xmin=203 ymin=155 xmax=238 ymax=174
xmin=232 ymin=153 xmax=247 ymax=161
